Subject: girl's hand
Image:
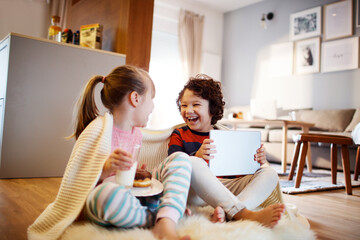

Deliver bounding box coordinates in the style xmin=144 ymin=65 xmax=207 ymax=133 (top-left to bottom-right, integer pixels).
xmin=100 ymin=148 xmax=134 ymax=180
xmin=254 ymin=144 xmax=267 ymax=166
xmin=195 ymin=139 xmax=216 ymax=160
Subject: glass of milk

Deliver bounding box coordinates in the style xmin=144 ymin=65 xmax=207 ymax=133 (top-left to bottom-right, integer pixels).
xmin=115 ymin=143 xmax=140 ymax=188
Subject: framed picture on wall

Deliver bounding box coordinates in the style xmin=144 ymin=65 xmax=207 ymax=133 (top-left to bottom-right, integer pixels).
xmin=323 ymin=0 xmax=353 ymax=41
xmin=290 ymin=6 xmax=321 ymax=41
xmin=294 ymin=37 xmax=320 ymax=75
xmin=321 ymin=37 xmax=359 ymax=73
xmin=357 ymin=0 xmax=360 ymax=27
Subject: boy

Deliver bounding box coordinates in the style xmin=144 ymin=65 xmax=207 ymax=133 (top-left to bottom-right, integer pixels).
xmin=168 ymin=74 xmax=284 ymax=227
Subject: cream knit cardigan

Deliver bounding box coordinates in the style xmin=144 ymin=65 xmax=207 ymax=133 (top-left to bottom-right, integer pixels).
xmin=28 ymin=112 xmax=113 ymax=240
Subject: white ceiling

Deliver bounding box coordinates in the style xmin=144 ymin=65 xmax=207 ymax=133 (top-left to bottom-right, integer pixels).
xmin=191 ymin=0 xmax=265 ymax=13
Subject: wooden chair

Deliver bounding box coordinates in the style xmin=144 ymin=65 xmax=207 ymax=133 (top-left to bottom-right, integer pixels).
xmin=288 ymin=133 xmax=353 ymax=195
xmin=355 ymin=145 xmax=359 ymax=181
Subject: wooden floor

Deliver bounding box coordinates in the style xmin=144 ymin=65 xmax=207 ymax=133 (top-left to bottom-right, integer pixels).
xmin=0 ymin=177 xmax=359 ymax=240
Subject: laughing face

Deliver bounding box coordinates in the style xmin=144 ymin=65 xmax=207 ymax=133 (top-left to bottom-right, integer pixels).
xmin=180 ymin=89 xmax=213 ymax=132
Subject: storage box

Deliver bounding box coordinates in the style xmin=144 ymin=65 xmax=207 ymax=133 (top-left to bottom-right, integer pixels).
xmin=80 ymin=23 xmax=102 ymax=49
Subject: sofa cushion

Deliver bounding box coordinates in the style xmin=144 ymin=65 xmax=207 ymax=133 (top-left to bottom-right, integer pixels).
xmin=345 ymin=108 xmax=360 ymax=132
xmin=295 ymin=109 xmax=355 ymax=132
xmin=268 ymin=129 xmax=302 ymax=143
xmin=352 ymin=123 xmax=360 ymax=144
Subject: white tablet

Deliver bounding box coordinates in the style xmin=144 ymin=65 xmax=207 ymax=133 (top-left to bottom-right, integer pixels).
xmin=209 ymin=130 xmax=261 ymax=176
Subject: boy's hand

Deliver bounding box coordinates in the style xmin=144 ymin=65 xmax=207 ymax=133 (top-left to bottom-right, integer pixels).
xmin=195 ymin=139 xmax=216 ymax=160
xmin=101 ymin=148 xmax=134 ymax=180
xmin=254 ymin=144 xmax=267 ymax=166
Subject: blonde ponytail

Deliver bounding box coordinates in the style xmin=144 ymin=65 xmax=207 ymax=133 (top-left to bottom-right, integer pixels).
xmin=71 ymin=75 xmax=102 ymax=139
xmin=70 ymin=65 xmax=152 ymax=139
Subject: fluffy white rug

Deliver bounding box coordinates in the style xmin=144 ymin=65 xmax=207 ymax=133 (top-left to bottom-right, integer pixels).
xmin=60 ymin=206 xmax=316 ymax=240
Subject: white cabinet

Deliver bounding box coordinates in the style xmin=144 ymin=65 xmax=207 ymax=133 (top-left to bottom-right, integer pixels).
xmin=0 ymin=33 xmax=126 ymax=178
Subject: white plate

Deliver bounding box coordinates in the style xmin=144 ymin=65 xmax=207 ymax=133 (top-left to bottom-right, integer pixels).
xmin=130 ymin=178 xmax=163 ymax=197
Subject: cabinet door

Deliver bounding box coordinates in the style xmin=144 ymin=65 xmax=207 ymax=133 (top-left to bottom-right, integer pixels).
xmin=0 ymin=36 xmax=9 ymax=166
xmin=0 ymin=98 xmax=4 ymax=166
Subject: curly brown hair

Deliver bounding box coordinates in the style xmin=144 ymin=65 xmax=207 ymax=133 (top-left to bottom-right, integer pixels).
xmin=176 ymin=74 xmax=225 ymax=125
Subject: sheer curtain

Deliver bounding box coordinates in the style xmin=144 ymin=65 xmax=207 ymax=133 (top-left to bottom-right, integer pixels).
xmin=178 ymin=9 xmax=204 ymax=80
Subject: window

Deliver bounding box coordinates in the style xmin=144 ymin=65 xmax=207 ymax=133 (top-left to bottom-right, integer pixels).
xmin=148 ymin=31 xmax=184 ymax=129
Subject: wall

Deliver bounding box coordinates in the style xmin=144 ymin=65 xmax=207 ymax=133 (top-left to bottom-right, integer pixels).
xmin=66 ymin=0 xmax=154 ymax=70
xmin=0 ymin=0 xmax=50 ymax=40
xmin=222 ymin=0 xmax=360 ymax=110
xmin=66 ymin=0 xmax=127 ymax=52
xmin=154 ymin=0 xmax=223 ymax=80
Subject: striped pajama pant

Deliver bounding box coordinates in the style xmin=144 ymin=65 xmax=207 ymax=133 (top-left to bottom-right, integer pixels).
xmin=85 ymin=152 xmax=192 ymax=228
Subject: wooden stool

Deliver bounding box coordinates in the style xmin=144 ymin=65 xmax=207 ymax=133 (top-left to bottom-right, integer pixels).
xmin=354 ymin=145 xmax=359 ymax=181
xmin=288 ymin=133 xmax=353 ymax=195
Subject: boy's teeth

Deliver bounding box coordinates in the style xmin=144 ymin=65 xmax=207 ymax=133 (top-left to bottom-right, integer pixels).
xmin=188 ymin=117 xmax=198 ymax=122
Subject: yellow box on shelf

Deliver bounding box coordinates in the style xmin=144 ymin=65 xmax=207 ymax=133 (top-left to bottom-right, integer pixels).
xmin=80 ymin=23 xmax=102 ymax=49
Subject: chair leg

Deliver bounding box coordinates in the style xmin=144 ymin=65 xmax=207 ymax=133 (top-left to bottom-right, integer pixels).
xmin=331 ymin=144 xmax=337 ymax=184
xmin=341 ymin=145 xmax=352 ymax=195
xmin=289 ymin=141 xmax=300 ymax=181
xmin=354 ymin=146 xmax=360 ymax=181
xmin=306 ymin=141 xmax=312 ymax=173
xmin=295 ymin=141 xmax=308 ymax=188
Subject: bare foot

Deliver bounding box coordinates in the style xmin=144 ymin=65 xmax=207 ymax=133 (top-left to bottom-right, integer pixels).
xmin=152 ymin=218 xmax=191 ymax=240
xmin=210 ymin=206 xmax=225 ymax=223
xmin=233 ymin=203 xmax=285 ymax=228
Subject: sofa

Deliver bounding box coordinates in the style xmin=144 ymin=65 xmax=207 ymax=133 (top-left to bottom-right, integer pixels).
xmin=224 ymin=107 xmax=360 ymax=172
xmin=58 ymin=124 xmax=314 ymax=240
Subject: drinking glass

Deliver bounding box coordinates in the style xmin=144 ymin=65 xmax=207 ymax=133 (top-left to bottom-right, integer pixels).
xmin=115 ymin=143 xmax=140 ymax=188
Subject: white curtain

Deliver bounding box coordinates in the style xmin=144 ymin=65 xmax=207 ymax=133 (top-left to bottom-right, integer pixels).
xmin=178 ymin=9 xmax=204 ymax=80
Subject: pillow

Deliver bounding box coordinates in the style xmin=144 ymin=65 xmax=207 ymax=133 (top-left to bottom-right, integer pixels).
xmin=295 ymin=109 xmax=356 ymax=132
xmin=351 ymin=122 xmax=360 ymax=144
xmin=345 ymin=108 xmax=360 ymax=132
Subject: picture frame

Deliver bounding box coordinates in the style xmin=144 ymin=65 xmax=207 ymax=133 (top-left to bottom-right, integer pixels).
xmin=290 ymin=6 xmax=321 ymax=41
xmin=294 ymin=37 xmax=320 ymax=75
xmin=357 ymin=0 xmax=360 ymax=27
xmin=321 ymin=37 xmax=359 ymax=73
xmin=323 ymin=0 xmax=353 ymax=41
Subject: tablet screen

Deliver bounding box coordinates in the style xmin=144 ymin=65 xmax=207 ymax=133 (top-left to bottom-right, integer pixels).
xmin=209 ymin=130 xmax=261 ymax=176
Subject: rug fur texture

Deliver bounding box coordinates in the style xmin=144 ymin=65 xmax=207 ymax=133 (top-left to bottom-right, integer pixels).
xmin=60 ymin=206 xmax=316 ymax=240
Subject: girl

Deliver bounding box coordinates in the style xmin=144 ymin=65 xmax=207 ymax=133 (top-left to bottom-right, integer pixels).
xmin=28 ymin=65 xmax=191 ymax=240
xmin=168 ymin=74 xmax=284 ymax=227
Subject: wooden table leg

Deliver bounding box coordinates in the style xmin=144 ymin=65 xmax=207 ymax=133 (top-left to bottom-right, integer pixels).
xmin=289 ymin=141 xmax=300 ymax=181
xmin=302 ymin=126 xmax=312 ymax=172
xmin=355 ymin=146 xmax=360 ymax=181
xmin=341 ymin=145 xmax=352 ymax=195
xmin=281 ymin=124 xmax=288 ymax=173
xmin=295 ymin=141 xmax=308 ymax=188
xmin=331 ymin=144 xmax=337 ymax=184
